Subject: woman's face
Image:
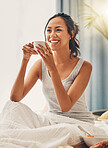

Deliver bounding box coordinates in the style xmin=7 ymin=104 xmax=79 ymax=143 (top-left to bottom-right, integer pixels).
xmin=46 ymin=17 xmax=71 ymax=51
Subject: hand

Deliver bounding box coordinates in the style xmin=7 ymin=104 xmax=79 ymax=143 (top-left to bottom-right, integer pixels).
xmin=22 ymin=42 xmax=38 ymax=61
xmin=36 ymin=42 xmax=56 ymax=73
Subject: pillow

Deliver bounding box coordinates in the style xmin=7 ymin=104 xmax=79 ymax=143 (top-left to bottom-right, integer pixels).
xmin=98 ymin=111 xmax=108 ymax=119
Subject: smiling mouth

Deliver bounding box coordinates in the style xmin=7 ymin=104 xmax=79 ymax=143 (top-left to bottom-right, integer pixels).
xmin=50 ymin=40 xmax=60 ymax=43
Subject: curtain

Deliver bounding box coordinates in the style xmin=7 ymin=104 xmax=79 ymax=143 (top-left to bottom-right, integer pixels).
xmin=56 ymin=0 xmax=108 ymax=111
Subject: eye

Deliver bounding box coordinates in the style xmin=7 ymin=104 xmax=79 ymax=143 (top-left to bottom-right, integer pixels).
xmin=47 ymin=29 xmax=51 ymax=32
xmin=56 ymin=29 xmax=62 ymax=31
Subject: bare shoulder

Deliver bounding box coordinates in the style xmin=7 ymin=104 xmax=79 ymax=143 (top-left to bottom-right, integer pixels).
xmin=83 ymin=60 xmax=92 ymax=70
xmin=80 ymin=60 xmax=93 ymax=74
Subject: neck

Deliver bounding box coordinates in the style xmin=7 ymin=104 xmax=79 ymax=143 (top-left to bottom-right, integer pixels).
xmin=54 ymin=49 xmax=71 ymax=65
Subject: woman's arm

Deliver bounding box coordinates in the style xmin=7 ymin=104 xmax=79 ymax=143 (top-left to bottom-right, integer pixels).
xmin=10 ymin=59 xmax=42 ymax=102
xmin=50 ymin=61 xmax=92 ymax=112
xmin=10 ymin=59 xmax=29 ymax=101
xmin=10 ymin=43 xmax=41 ymax=102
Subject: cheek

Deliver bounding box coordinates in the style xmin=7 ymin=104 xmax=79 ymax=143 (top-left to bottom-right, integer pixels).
xmin=66 ymin=32 xmax=71 ymax=40
xmin=62 ymin=33 xmax=71 ymax=42
xmin=61 ymin=34 xmax=70 ymax=47
xmin=46 ymin=34 xmax=50 ymax=41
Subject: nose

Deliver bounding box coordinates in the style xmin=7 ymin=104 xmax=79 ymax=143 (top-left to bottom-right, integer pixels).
xmin=50 ymin=30 xmax=56 ymax=38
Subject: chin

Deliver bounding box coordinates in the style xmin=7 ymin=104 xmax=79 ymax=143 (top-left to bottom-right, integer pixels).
xmin=51 ymin=47 xmax=57 ymax=51
xmin=50 ymin=46 xmax=56 ymax=51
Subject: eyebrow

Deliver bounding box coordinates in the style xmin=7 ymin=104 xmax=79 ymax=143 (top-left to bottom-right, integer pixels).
xmin=47 ymin=26 xmax=63 ymax=29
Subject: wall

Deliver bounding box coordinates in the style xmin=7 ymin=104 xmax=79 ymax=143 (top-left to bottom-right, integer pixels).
xmin=0 ymin=0 xmax=56 ymax=112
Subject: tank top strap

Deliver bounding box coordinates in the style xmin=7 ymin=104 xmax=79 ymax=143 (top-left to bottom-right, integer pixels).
xmin=72 ymin=58 xmax=84 ymax=79
xmin=42 ymin=59 xmax=47 ymax=81
xmin=42 ymin=58 xmax=84 ymax=82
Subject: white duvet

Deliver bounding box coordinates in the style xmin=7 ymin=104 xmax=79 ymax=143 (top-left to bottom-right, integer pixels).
xmin=0 ymin=101 xmax=107 ymax=148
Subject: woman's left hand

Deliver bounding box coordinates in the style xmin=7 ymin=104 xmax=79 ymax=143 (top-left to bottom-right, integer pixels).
xmin=36 ymin=42 xmax=56 ymax=73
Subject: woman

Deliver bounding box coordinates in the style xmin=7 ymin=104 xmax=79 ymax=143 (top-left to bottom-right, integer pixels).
xmin=10 ymin=12 xmax=94 ymax=123
xmin=1 ymin=13 xmax=101 ymax=147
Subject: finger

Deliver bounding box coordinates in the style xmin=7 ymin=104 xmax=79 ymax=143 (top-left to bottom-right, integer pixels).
xmin=23 ymin=46 xmax=33 ymax=53
xmin=23 ymin=45 xmax=32 ymax=50
xmin=28 ymin=43 xmax=34 ymax=48
xmin=22 ymin=47 xmax=32 ymax=54
xmin=22 ymin=46 xmax=32 ymax=52
xmin=24 ymin=43 xmax=34 ymax=49
xmin=24 ymin=45 xmax=37 ymax=54
xmin=36 ymin=46 xmax=46 ymax=56
xmin=32 ymin=50 xmax=38 ymax=55
xmin=22 ymin=46 xmax=37 ymax=55
xmin=37 ymin=49 xmax=46 ymax=60
xmin=45 ymin=42 xmax=52 ymax=54
xmin=22 ymin=47 xmax=28 ymax=53
xmin=38 ymin=44 xmax=48 ymax=54
xmin=30 ymin=47 xmax=38 ymax=54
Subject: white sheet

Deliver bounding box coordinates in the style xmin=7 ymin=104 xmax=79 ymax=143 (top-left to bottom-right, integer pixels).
xmin=0 ymin=101 xmax=108 ymax=148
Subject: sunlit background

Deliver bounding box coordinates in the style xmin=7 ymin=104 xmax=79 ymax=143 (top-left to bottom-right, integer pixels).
xmin=0 ymin=0 xmax=108 ymax=113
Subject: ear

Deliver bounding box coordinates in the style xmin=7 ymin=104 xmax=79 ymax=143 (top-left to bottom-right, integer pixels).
xmin=71 ymin=30 xmax=75 ymax=38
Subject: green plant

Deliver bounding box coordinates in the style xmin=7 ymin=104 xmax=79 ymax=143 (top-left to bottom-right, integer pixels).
xmin=82 ymin=3 xmax=108 ymax=40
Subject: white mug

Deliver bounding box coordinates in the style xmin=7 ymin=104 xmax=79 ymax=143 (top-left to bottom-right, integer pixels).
xmin=33 ymin=41 xmax=46 ymax=51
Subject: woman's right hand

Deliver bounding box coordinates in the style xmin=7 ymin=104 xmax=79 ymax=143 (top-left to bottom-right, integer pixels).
xmin=22 ymin=42 xmax=38 ymax=61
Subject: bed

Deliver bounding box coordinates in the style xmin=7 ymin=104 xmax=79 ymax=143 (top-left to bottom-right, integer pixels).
xmin=0 ymin=102 xmax=108 ymax=148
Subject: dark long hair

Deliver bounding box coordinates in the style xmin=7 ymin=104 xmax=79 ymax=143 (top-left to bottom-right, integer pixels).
xmin=44 ymin=13 xmax=80 ymax=58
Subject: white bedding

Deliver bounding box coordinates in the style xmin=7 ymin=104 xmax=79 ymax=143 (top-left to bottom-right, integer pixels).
xmin=0 ymin=101 xmax=108 ymax=148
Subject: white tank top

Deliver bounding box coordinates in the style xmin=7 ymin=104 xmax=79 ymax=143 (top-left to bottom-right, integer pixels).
xmin=42 ymin=58 xmax=94 ymax=123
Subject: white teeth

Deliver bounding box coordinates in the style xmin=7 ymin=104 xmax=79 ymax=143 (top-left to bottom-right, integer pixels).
xmin=50 ymin=40 xmax=59 ymax=43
